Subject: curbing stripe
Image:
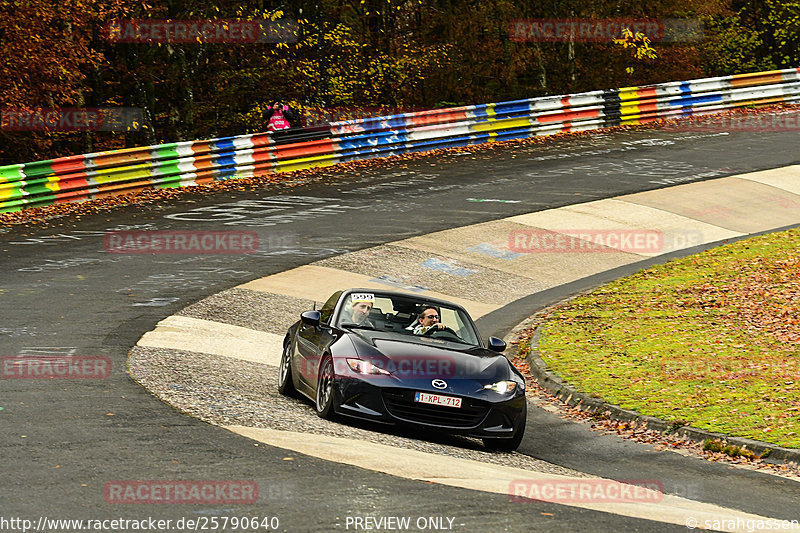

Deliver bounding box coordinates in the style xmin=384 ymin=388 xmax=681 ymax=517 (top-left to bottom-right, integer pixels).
xmin=137 ymin=315 xmax=284 ymax=366
xmin=226 ymin=425 xmax=780 ymax=533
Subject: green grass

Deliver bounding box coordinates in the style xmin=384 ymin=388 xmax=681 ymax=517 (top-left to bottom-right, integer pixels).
xmin=535 ymin=227 xmax=800 ymax=448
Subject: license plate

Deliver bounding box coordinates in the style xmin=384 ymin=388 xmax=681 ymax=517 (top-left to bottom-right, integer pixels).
xmin=414 ymin=392 xmax=462 ymax=408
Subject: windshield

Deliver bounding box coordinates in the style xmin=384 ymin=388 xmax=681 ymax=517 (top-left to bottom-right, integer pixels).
xmin=335 ymin=291 xmax=481 ymax=346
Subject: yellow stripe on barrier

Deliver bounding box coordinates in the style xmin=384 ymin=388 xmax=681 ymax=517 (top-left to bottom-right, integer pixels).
xmin=93 ymin=166 xmax=155 ymax=184
xmin=0 ymin=187 xmax=23 ymax=201
xmin=45 ymin=176 xmax=60 ymax=192
xmin=273 ymin=154 xmax=339 ymax=173
xmin=618 ymin=87 xmax=642 ymax=101
xmin=620 ymin=104 xmax=643 ymax=116
xmin=472 ymin=117 xmax=532 ymax=132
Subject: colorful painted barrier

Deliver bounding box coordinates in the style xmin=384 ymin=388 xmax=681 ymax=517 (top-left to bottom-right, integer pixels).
xmin=2 ymin=68 xmax=799 ymax=213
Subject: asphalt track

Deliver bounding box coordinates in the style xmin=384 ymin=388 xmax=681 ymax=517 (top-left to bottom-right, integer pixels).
xmin=2 ymin=117 xmax=800 ymax=532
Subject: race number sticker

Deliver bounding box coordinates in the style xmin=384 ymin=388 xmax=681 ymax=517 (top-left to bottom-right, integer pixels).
xmin=351 ymin=293 xmax=375 ymax=303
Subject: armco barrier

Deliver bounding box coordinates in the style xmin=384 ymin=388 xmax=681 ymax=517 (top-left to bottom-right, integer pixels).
xmin=2 ymin=68 xmax=799 ymax=213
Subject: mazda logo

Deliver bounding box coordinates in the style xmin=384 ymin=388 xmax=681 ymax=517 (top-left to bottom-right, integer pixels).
xmin=432 ymin=379 xmax=447 ymax=389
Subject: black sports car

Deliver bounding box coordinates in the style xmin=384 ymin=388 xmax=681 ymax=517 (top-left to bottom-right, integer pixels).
xmin=278 ymin=289 xmax=527 ymax=451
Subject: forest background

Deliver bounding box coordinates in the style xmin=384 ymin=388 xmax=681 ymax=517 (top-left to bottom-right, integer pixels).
xmin=1 ymin=0 xmax=798 ymax=164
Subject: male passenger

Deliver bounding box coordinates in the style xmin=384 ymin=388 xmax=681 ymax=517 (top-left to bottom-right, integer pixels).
xmin=346 ymin=293 xmax=375 ymax=327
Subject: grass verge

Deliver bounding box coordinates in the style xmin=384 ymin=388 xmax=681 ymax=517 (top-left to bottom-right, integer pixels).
xmin=535 ymin=227 xmax=800 ymax=448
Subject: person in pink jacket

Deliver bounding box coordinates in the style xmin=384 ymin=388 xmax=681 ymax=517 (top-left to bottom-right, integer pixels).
xmin=266 ymin=101 xmax=293 ymax=132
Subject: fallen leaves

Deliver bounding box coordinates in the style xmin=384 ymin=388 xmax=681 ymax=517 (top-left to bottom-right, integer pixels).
xmin=519 ymin=226 xmax=800 ymax=452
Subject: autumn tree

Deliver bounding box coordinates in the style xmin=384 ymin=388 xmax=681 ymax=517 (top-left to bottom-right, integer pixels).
xmin=0 ymin=0 xmax=138 ymax=161
xmin=1 ymin=0 xmax=797 ymax=164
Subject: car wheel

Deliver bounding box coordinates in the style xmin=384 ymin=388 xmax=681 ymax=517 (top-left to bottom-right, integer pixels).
xmin=315 ymin=355 xmax=336 ymax=419
xmin=277 ymin=340 xmax=296 ymax=397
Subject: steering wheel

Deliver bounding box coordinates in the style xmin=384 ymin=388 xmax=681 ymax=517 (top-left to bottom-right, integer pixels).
xmin=423 ymin=326 xmax=458 ymax=338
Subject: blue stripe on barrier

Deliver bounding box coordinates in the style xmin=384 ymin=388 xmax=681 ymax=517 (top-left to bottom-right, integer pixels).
xmin=337 ymin=131 xmax=408 ymax=150
xmin=342 ymin=122 xmax=589 ymax=160
xmin=214 ymin=154 xmax=237 ymax=168
xmin=337 ymin=146 xmax=406 ymax=162
xmin=493 ymin=101 xmax=535 ymax=117
xmin=493 ymin=127 xmax=539 ymax=142
xmin=471 ymin=105 xmax=493 ymax=120
xmin=333 ymin=113 xmax=414 ymax=134
xmin=669 ymin=93 xmax=725 ymax=106
xmin=213 ymin=138 xmax=237 ymax=151
xmin=216 ymin=167 xmax=238 ymax=179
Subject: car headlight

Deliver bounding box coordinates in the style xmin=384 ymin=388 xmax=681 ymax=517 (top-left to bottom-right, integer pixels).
xmin=346 ymin=358 xmax=391 ymax=375
xmin=483 ymin=380 xmax=520 ymax=394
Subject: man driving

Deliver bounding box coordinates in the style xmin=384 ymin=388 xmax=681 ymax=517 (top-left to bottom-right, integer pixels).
xmin=412 ymin=305 xmax=447 ymax=335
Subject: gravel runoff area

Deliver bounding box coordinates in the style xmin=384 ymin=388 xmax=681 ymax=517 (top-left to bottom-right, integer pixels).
xmin=178 ymin=288 xmax=314 ymax=336
xmin=130 ymin=286 xmax=590 ymax=477
xmin=128 ymin=345 xmax=588 ymax=477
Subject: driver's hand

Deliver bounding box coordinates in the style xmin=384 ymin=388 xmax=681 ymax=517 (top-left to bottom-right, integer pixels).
xmin=436 ymin=323 xmax=446 ymax=330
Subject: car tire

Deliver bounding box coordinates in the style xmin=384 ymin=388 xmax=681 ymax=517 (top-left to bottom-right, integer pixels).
xmin=315 ymin=355 xmax=336 ymax=419
xmin=278 ymin=339 xmax=297 ymax=397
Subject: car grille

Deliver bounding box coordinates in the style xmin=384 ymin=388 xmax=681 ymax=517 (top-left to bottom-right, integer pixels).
xmin=382 ymin=389 xmax=489 ymax=428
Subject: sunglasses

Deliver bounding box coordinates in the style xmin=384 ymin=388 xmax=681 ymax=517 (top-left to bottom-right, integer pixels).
xmin=423 ymin=314 xmax=439 ymax=319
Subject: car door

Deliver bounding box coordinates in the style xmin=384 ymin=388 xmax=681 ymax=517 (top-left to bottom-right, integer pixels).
xmin=295 ymin=291 xmax=340 ymax=390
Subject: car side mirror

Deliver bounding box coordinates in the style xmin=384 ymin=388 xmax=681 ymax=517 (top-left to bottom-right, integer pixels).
xmin=487 ymin=337 xmax=506 ymax=352
xmin=301 ymin=310 xmax=321 ymax=328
